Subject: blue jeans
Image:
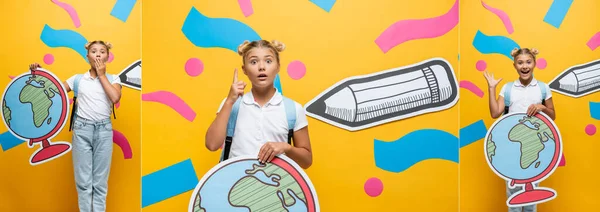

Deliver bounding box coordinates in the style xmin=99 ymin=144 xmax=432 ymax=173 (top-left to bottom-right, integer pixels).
xmin=72 ymin=116 xmax=113 ymax=212
xmin=506 ymin=182 xmax=537 ymax=212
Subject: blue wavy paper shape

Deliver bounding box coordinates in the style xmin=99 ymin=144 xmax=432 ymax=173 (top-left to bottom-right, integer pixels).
xmin=182 ymin=7 xmax=260 ymax=53
xmin=472 ymin=30 xmax=520 ymax=59
xmin=274 ymin=74 xmax=283 ymax=94
xmin=40 ymin=24 xmax=88 ymax=61
xmin=182 ymin=7 xmax=285 ymax=93
xmin=374 ymin=129 xmax=458 ymax=173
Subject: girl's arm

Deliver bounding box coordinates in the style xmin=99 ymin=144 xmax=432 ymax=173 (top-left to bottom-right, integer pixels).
xmin=483 ymin=71 xmax=505 ymax=118
xmin=205 ymin=99 xmax=235 ymax=151
xmin=206 ymin=69 xmax=246 ymax=151
xmin=488 ymin=86 xmax=506 ymax=118
xmin=63 ymin=81 xmax=71 ymax=93
xmin=541 ymin=98 xmax=556 ymax=120
xmin=284 ymin=127 xmax=312 ymax=169
xmin=98 ymin=76 xmax=122 ymax=104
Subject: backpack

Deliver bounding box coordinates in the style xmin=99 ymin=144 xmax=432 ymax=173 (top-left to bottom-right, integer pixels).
xmin=68 ymin=73 xmax=117 ymax=131
xmin=503 ymin=81 xmax=548 ymax=115
xmin=220 ymin=96 xmax=296 ymax=162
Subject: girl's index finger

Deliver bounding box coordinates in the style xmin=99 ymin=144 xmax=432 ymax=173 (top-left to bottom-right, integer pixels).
xmin=233 ymin=68 xmax=238 ymax=83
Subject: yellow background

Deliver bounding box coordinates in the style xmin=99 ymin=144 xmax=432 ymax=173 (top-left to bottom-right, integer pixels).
xmin=4 ymin=0 xmax=595 ymax=211
xmin=0 ymin=0 xmax=141 ymax=211
xmin=142 ymin=0 xmax=458 ymax=211
xmin=460 ymin=0 xmax=600 ymax=211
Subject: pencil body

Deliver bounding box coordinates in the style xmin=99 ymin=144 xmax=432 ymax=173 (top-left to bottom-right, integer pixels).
xmin=305 ymin=58 xmax=458 ymax=131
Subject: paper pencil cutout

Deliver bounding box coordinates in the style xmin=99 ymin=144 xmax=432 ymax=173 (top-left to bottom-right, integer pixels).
xmin=305 ymin=58 xmax=458 ymax=131
xmin=549 ymin=59 xmax=600 ymax=98
xmin=117 ymin=59 xmax=141 ymax=90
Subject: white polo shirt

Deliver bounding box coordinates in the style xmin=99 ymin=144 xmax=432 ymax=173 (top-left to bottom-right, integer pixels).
xmin=217 ymin=91 xmax=308 ymax=159
xmin=66 ymin=71 xmax=121 ymax=121
xmin=499 ymin=78 xmax=552 ymax=113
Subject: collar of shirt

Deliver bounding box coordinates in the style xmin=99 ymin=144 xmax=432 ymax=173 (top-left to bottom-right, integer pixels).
xmin=513 ymin=78 xmax=538 ymax=87
xmin=242 ymin=88 xmax=283 ymax=107
xmin=83 ymin=70 xmax=100 ymax=80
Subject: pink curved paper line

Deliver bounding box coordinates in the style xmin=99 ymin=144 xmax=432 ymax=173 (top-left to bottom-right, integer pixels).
xmin=113 ymin=129 xmax=132 ymax=159
xmin=238 ymin=0 xmax=254 ymax=17
xmin=51 ymin=0 xmax=81 ymax=28
xmin=459 ymin=80 xmax=484 ymax=98
xmin=587 ymin=32 xmax=600 ymax=51
xmin=375 ymin=0 xmax=458 ymax=53
xmin=481 ymin=1 xmax=514 ymax=34
xmin=142 ymin=91 xmax=196 ymax=122
xmin=8 ymin=76 xmax=15 ymax=79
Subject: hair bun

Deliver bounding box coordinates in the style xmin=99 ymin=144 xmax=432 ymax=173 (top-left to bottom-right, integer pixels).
xmin=237 ymin=40 xmax=251 ymax=56
xmin=510 ymin=48 xmax=519 ymax=57
xmin=271 ymin=40 xmax=285 ymax=52
xmin=105 ymin=41 xmax=113 ymax=50
xmin=530 ymin=48 xmax=539 ymax=56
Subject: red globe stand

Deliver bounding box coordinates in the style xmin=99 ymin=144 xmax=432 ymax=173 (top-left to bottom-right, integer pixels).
xmin=30 ymin=139 xmax=71 ymax=164
xmin=508 ymin=181 xmax=556 ymax=207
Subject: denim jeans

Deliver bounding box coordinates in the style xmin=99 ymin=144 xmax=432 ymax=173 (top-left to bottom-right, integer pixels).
xmin=72 ymin=116 xmax=113 ymax=212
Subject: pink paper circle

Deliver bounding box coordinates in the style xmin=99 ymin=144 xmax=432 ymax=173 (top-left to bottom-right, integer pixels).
xmin=585 ymin=124 xmax=596 ymax=136
xmin=287 ymin=60 xmax=306 ymax=80
xmin=364 ymin=177 xmax=383 ymax=197
xmin=115 ymin=102 xmax=121 ymax=109
xmin=185 ymin=58 xmax=204 ymax=77
xmin=108 ymin=52 xmax=115 ymax=63
xmin=43 ymin=54 xmax=54 ymax=65
xmin=537 ymin=58 xmax=547 ymax=69
xmin=476 ymin=60 xmax=486 ymax=71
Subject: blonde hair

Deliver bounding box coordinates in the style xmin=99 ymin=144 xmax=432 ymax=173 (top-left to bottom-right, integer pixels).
xmin=510 ymin=47 xmax=538 ymax=61
xmin=237 ymin=40 xmax=285 ymax=65
xmin=84 ymin=40 xmax=112 ymax=53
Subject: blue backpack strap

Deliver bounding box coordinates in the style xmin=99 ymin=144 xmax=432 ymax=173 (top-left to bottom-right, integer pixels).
xmin=503 ymin=82 xmax=514 ymax=115
xmin=539 ymin=82 xmax=547 ymax=105
xmin=69 ymin=74 xmax=84 ymax=131
xmin=282 ymin=96 xmax=296 ymax=145
xmin=220 ymin=98 xmax=242 ymax=162
xmin=73 ymin=74 xmax=83 ymax=97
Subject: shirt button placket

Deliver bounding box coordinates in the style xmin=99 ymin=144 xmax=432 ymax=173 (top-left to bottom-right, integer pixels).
xmin=256 ymin=107 xmax=263 ymax=141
